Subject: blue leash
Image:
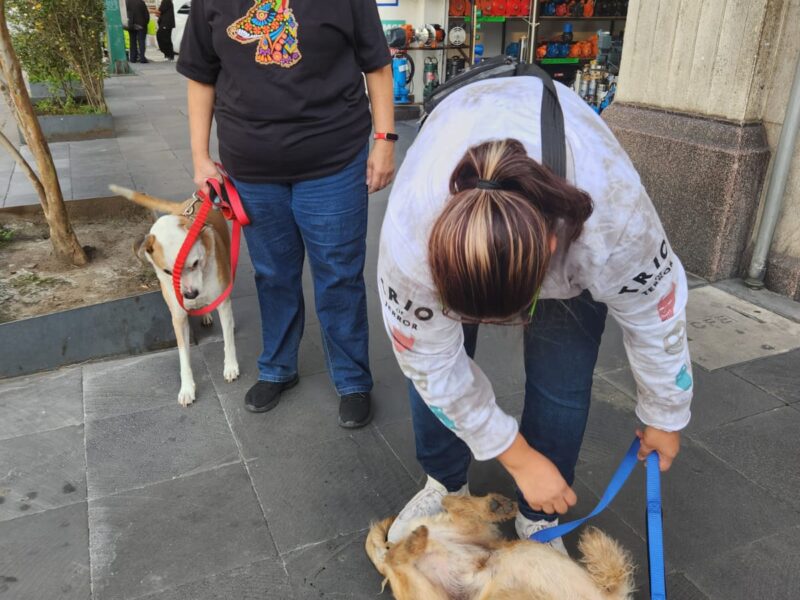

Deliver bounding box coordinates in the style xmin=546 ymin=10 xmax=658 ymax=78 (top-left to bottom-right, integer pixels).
xmin=530 ymin=438 xmax=667 ymax=599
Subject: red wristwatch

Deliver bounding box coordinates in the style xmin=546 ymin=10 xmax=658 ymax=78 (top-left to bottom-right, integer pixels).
xmin=374 ymin=132 xmax=399 ymax=141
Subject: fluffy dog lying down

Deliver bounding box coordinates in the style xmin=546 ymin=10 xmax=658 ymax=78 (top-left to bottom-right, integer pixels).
xmin=366 ymin=494 xmax=634 ymax=600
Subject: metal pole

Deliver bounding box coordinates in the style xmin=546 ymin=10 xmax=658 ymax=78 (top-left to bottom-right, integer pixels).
xmin=104 ymin=0 xmax=131 ymax=75
xmin=745 ymin=51 xmax=800 ymax=289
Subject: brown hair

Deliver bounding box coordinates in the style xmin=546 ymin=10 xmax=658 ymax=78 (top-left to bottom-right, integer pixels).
xmin=428 ymin=139 xmax=593 ymax=320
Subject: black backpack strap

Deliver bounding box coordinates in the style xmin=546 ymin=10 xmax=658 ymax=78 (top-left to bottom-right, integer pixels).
xmin=514 ymin=62 xmax=566 ymax=179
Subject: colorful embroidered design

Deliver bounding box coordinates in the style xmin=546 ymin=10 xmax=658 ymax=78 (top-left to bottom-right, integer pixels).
xmin=227 ymin=0 xmax=301 ymax=68
xmin=429 ymin=406 xmax=457 ymax=431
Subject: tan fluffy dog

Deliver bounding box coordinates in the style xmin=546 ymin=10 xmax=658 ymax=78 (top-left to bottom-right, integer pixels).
xmin=109 ymin=184 xmax=240 ymax=407
xmin=366 ymin=494 xmax=634 ymax=600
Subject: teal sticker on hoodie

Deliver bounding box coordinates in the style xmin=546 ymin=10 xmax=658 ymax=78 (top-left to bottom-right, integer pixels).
xmin=429 ymin=405 xmax=457 ymax=431
xmin=675 ymin=364 xmax=692 ymax=391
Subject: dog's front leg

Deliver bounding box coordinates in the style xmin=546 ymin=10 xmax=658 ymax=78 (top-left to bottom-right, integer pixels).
xmin=217 ymin=299 xmax=240 ymax=382
xmin=172 ymin=310 xmax=196 ymax=406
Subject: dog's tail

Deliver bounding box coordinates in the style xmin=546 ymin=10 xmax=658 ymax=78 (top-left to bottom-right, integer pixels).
xmin=365 ymin=516 xmax=395 ymax=578
xmin=109 ymin=184 xmax=185 ymax=215
xmin=578 ymin=527 xmax=635 ymax=600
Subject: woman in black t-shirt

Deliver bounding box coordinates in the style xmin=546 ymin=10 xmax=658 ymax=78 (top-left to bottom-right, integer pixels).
xmin=178 ymin=0 xmax=395 ymax=427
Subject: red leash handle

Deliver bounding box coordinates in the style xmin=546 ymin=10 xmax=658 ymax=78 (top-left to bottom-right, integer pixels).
xmin=171 ymin=166 xmax=249 ymax=316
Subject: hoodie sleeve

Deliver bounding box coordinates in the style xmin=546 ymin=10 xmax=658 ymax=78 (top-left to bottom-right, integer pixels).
xmin=590 ymin=188 xmax=693 ymax=432
xmin=377 ymin=235 xmax=519 ymax=461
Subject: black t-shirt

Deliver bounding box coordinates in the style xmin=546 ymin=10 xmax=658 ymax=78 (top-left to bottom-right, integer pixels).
xmin=177 ymin=0 xmax=391 ymax=183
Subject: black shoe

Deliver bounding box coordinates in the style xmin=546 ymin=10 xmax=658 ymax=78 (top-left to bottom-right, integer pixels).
xmin=244 ymin=375 xmax=299 ymax=413
xmin=339 ymin=392 xmax=372 ymax=429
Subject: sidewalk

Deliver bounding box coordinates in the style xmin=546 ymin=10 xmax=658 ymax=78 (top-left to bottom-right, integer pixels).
xmin=1 ymin=62 xmax=799 ymax=600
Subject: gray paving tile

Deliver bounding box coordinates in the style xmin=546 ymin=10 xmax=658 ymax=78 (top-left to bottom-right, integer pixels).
xmin=369 ymin=356 xmax=411 ymax=426
xmin=663 ymin=573 xmax=709 ymax=600
xmin=729 ymin=348 xmax=800 ymax=404
xmin=688 ymin=525 xmax=800 ymax=600
xmin=596 ymin=315 xmax=629 ymax=373
xmin=85 ymin=393 xmax=239 ymax=498
xmin=247 ymin=428 xmax=417 ymax=553
xmin=83 ymin=349 xmax=216 ymax=421
xmin=89 ymin=463 xmax=275 ymax=600
xmin=0 ymin=425 xmax=85 ymax=522
xmin=284 ymin=531 xmax=382 ymax=600
xmin=695 ymin=407 xmax=800 ymax=512
xmin=0 ymin=502 xmax=90 ymax=600
xmin=134 ymin=559 xmax=293 ymax=600
xmin=579 ymin=437 xmax=800 ymax=574
xmin=686 ymin=272 xmax=708 ymax=289
xmin=579 ymin=379 xmax=639 ymax=468
xmin=601 ymin=364 xmax=784 ymax=434
xmin=471 ymin=324 xmax=526 ymax=398
xmin=0 ymin=367 xmax=83 ymax=440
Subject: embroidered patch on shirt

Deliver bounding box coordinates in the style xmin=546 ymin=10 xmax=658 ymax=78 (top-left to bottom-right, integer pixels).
xmin=675 ymin=364 xmax=693 ymax=391
xmin=227 ymin=0 xmax=302 ymax=68
xmin=429 ymin=405 xmax=457 ymax=431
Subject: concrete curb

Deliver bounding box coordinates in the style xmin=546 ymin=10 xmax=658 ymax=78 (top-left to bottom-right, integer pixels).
xmin=0 ymin=291 xmax=175 ymax=379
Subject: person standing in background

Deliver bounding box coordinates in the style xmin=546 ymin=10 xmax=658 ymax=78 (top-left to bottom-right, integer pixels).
xmin=125 ymin=0 xmax=151 ymax=63
xmin=156 ymin=0 xmax=176 ymax=61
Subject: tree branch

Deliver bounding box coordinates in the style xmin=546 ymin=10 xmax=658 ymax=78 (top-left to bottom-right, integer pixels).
xmin=0 ymin=128 xmax=46 ymax=204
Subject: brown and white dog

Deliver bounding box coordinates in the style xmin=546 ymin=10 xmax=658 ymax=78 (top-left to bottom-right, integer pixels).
xmin=110 ymin=184 xmax=240 ymax=407
xmin=366 ymin=494 xmax=634 ymax=600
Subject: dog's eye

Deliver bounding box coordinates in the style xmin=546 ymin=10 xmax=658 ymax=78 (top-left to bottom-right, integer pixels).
xmin=163 ymin=268 xmax=172 ymax=275
xmin=192 ymin=260 xmax=199 ymax=269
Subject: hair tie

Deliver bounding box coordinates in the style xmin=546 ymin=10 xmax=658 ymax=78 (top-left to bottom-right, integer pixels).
xmin=476 ymin=178 xmax=503 ymax=190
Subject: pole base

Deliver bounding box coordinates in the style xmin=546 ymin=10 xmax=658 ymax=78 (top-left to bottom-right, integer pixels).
xmin=744 ymin=277 xmax=765 ymax=290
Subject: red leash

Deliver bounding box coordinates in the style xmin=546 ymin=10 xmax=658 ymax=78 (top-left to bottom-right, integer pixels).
xmin=171 ymin=164 xmax=250 ymax=316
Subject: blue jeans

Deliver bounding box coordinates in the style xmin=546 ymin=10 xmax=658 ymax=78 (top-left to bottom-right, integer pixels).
xmin=408 ymin=291 xmax=607 ymax=521
xmin=235 ymin=146 xmax=372 ymax=396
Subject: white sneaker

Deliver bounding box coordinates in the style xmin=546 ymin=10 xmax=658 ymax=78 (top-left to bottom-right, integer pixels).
xmin=387 ymin=476 xmax=469 ymax=543
xmin=515 ymin=512 xmax=568 ymax=556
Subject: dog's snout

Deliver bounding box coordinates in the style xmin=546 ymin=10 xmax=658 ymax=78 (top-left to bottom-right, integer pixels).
xmin=183 ymin=289 xmax=199 ymax=300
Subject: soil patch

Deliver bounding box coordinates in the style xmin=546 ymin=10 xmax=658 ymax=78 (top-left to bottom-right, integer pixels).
xmin=0 ymin=199 xmax=159 ymax=324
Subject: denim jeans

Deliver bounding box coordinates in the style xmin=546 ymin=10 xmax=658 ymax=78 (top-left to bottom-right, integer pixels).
xmin=234 ymin=145 xmax=372 ymax=396
xmin=129 ymin=28 xmax=147 ymax=62
xmin=408 ymin=291 xmax=608 ymax=521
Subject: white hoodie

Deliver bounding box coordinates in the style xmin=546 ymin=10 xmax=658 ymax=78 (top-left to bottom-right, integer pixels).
xmin=377 ymin=77 xmax=693 ymax=461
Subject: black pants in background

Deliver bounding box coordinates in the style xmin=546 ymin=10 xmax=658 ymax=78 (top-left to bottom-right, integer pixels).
xmin=129 ymin=28 xmax=147 ymax=63
xmin=157 ymin=27 xmax=175 ymax=60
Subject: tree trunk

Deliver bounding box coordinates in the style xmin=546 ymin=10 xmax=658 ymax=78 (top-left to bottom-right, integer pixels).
xmin=0 ymin=0 xmax=87 ymax=266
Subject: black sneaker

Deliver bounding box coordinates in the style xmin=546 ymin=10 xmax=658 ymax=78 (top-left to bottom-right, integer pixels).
xmin=338 ymin=392 xmax=372 ymax=429
xmin=244 ymin=376 xmax=299 ymax=413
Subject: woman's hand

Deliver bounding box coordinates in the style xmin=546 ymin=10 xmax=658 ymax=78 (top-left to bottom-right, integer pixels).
xmin=637 ymin=427 xmax=680 ymax=471
xmin=193 ymin=155 xmax=221 ymax=193
xmin=498 ymin=434 xmax=577 ymax=515
xmin=367 ymin=140 xmax=395 ymax=194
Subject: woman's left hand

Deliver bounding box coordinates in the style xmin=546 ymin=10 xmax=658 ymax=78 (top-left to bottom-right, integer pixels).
xmin=367 ymin=140 xmax=395 ymax=194
xmin=636 ymin=427 xmax=680 ymax=471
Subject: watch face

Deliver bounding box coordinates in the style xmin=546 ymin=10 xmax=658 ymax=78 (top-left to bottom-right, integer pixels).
xmin=387 ymin=133 xmax=399 ymax=141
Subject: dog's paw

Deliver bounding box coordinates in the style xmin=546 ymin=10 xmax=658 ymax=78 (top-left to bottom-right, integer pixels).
xmin=201 ymin=314 xmax=214 ymax=327
xmin=224 ymin=361 xmax=240 ymax=383
xmin=178 ymin=383 xmax=196 ymax=407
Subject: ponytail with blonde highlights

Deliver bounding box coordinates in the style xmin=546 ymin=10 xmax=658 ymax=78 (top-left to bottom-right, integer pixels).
xmin=428 ymin=139 xmax=593 ymax=320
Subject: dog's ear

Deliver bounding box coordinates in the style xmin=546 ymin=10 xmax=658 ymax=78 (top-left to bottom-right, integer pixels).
xmin=403 ymin=526 xmax=429 ymax=556
xmin=134 ymin=234 xmax=156 ymax=263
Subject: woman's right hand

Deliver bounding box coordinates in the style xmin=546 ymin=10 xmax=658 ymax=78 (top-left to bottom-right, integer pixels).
xmin=498 ymin=434 xmax=577 ymax=515
xmin=193 ymin=155 xmax=221 ymax=193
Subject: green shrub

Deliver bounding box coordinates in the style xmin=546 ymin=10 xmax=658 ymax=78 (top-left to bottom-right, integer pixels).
xmin=8 ymin=0 xmax=108 ymax=113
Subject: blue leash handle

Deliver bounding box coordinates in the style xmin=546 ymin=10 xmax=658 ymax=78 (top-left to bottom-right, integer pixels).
xmin=647 ymin=451 xmax=667 ymax=600
xmin=530 ymin=438 xmax=667 ymax=599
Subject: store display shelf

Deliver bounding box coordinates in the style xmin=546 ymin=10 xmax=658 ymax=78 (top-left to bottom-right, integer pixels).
xmin=449 ymin=16 xmax=531 ymax=22
xmin=537 ymin=16 xmax=627 ymax=21
xmin=394 ymin=45 xmax=469 ymax=51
